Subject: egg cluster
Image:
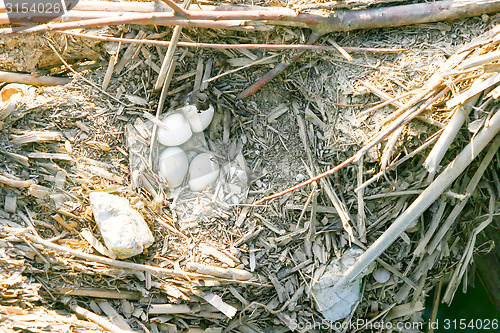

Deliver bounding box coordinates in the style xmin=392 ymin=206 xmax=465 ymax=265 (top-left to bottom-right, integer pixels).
xmin=156 ymin=105 xmax=219 ymax=191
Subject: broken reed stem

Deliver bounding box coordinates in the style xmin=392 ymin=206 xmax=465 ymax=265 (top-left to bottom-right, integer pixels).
xmin=355 ymin=129 xmax=443 ymax=193
xmin=0 ymin=174 xmax=35 ymax=188
xmin=45 ymin=40 xmax=129 ymax=107
xmin=56 ymin=30 xmax=406 ymax=53
xmin=154 ymin=0 xmax=191 ymax=90
xmin=426 ymin=135 xmax=500 ymax=254
xmin=149 ymin=60 xmax=176 ymax=166
xmin=154 ymin=26 xmax=181 ymax=90
xmin=148 ymin=0 xmax=191 ymax=166
xmin=69 ymin=304 xmax=131 ymax=333
xmin=354 ymin=87 xmax=450 ymax=160
xmin=356 ymin=155 xmax=366 ymax=243
xmin=424 ymin=73 xmax=499 ymax=173
xmin=332 ymin=109 xmax=500 ymax=292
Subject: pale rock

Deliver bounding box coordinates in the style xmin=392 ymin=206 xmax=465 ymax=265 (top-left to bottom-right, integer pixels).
xmin=373 ymin=268 xmax=391 ymax=284
xmin=312 ymin=246 xmax=374 ymax=322
xmin=89 ymin=192 xmax=154 ymax=258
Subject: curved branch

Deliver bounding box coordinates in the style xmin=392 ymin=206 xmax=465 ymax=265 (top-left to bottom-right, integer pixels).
xmin=2 ymin=1 xmax=500 ymax=35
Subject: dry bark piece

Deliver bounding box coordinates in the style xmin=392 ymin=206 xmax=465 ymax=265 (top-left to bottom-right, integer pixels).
xmin=0 ymin=173 xmax=35 ymax=188
xmin=55 ymin=287 xmax=141 ymax=300
xmin=3 ymin=194 xmax=17 ymax=213
xmin=10 ymin=131 xmax=63 ymax=145
xmin=97 ymin=301 xmax=133 ymax=332
xmin=27 ymin=152 xmax=73 ymax=161
xmin=185 ymin=262 xmax=254 ymax=280
xmin=148 ymin=304 xmax=192 ymax=315
xmin=80 ymin=228 xmax=117 ymax=259
xmin=202 ymin=292 xmax=237 ymax=319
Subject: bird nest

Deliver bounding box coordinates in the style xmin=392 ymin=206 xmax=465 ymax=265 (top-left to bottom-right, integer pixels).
xmin=0 ymin=1 xmax=499 ymax=332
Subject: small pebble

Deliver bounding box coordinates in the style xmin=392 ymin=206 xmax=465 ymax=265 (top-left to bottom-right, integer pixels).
xmin=373 ymin=268 xmax=391 ymax=284
xmin=296 ymin=173 xmax=306 ymax=182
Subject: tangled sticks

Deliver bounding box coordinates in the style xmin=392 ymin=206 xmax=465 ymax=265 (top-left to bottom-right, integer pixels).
xmin=2 ymin=0 xmax=500 ymax=96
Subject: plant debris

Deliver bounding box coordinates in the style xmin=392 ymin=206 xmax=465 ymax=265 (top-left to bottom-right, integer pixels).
xmin=1 ymin=1 xmax=499 ymax=332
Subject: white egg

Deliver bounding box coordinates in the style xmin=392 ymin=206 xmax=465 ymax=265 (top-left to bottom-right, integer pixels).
xmin=158 ymin=147 xmax=189 ymax=188
xmin=157 ymin=113 xmax=192 ymax=146
xmin=188 ymin=153 xmax=219 ymax=192
xmin=0 ymin=83 xmax=28 ymax=102
xmin=372 ymin=268 xmax=391 ymax=284
xmin=182 ymin=104 xmax=215 ymax=133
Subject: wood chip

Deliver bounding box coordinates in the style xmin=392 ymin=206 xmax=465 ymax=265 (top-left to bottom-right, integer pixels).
xmin=202 ymin=292 xmax=237 ymax=319
xmin=10 ymin=131 xmax=63 ymax=145
xmin=4 ymin=194 xmax=17 ymax=213
xmin=97 ymin=301 xmax=133 ymax=332
xmin=199 ymin=243 xmax=236 ymax=267
xmin=27 ymin=152 xmax=73 ymax=161
xmin=185 ymin=262 xmax=254 ymax=281
xmin=80 ymin=228 xmax=116 ymax=259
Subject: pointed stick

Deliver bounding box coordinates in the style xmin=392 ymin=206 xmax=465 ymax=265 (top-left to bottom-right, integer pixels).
xmin=237 ymin=32 xmax=322 ymax=99
xmin=159 ymin=0 xmax=187 ymax=16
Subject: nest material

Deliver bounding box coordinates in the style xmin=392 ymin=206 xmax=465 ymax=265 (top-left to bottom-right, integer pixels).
xmin=1 ymin=1 xmax=499 ymax=332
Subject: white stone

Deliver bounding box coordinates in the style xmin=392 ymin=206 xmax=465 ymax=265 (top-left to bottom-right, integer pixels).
xmin=89 ymin=192 xmax=154 ymax=259
xmin=158 ymin=147 xmax=189 ymax=188
xmin=312 ymin=247 xmax=374 ymax=322
xmin=373 ymin=268 xmax=391 ymax=284
xmin=157 ymin=113 xmax=192 ymax=146
xmin=188 ymin=153 xmax=219 ymax=192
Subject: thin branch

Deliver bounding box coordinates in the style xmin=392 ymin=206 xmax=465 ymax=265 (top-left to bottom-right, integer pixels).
xmin=0 ymin=226 xmax=206 ymax=279
xmin=253 ymin=155 xmax=357 ymax=205
xmin=160 ymin=0 xmax=188 ymax=16
xmin=45 ymin=39 xmax=129 ymax=107
xmin=237 ymin=31 xmax=322 ymax=99
xmin=155 ymin=0 xmax=192 ymax=90
xmin=0 ymin=70 xmax=70 ymax=86
xmin=3 ymin=1 xmax=500 ymax=35
xmin=56 ymin=30 xmax=407 ymax=53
